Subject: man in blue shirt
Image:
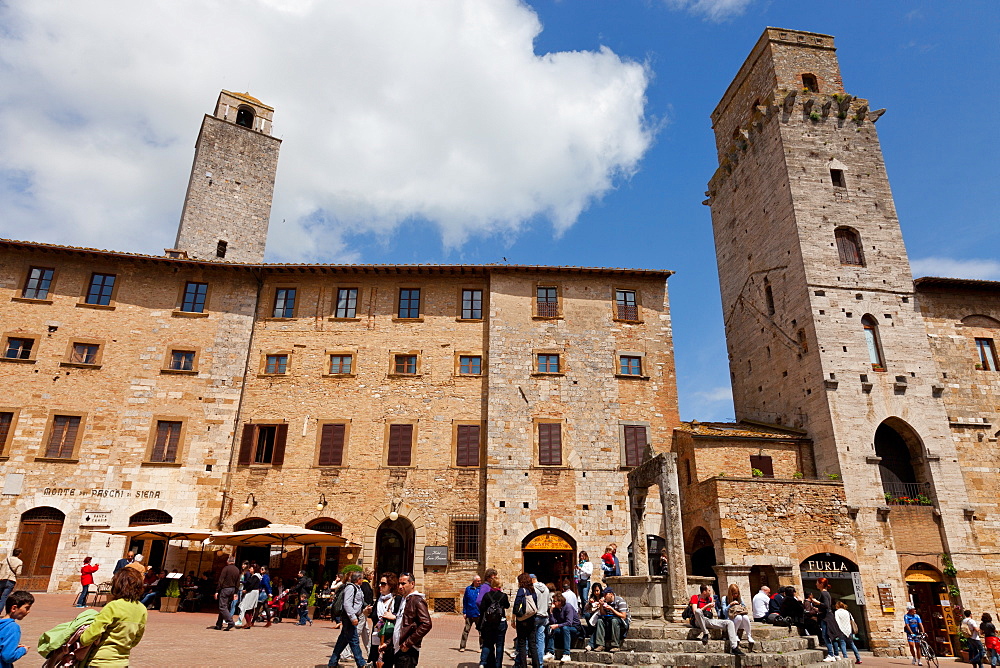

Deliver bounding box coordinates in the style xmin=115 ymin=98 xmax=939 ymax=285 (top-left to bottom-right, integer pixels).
xmin=903 ymin=605 xmax=926 ymax=666
xmin=459 ymin=575 xmax=482 ymax=652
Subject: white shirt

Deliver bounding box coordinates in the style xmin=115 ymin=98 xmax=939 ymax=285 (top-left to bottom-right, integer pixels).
xmin=576 ymin=561 xmax=594 ymax=579
xmin=835 ymin=607 xmax=853 ymax=636
xmin=963 ymin=616 xmax=981 ymax=640
xmin=752 ymin=590 xmax=770 ymax=619
xmin=561 ymin=589 xmax=579 ymax=613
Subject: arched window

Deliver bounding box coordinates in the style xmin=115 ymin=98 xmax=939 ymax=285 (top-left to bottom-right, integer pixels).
xmin=307 ymin=519 xmax=342 ymax=534
xmin=862 ymin=315 xmax=885 ymax=370
xmin=234 ymin=517 xmax=270 ymax=531
xmin=801 ymin=73 xmax=819 ymax=93
xmin=129 ymin=509 xmax=172 ymax=526
xmin=835 ymin=227 xmax=864 ymax=266
xmin=235 ymin=106 xmax=255 ymax=129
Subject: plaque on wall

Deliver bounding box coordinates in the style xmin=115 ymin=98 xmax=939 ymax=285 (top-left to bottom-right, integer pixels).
xmin=876 ymin=584 xmax=895 ymax=613
xmin=424 ymin=546 xmax=448 ymax=566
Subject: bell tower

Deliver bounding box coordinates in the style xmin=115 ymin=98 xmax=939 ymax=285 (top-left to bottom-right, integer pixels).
xmin=707 ymin=28 xmax=988 ymax=626
xmin=173 ymin=90 xmax=281 ymax=263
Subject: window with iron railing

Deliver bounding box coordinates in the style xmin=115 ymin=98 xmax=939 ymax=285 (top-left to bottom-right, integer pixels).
xmin=615 ymin=289 xmax=639 ymax=321
xmin=536 ymin=287 xmax=559 ymax=317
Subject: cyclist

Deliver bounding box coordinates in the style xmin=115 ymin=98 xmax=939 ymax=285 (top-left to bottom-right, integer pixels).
xmin=904 ymin=605 xmax=926 ymax=666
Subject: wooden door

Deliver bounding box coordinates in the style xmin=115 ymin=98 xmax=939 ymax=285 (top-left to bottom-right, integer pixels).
xmin=17 ymin=519 xmax=64 ymax=591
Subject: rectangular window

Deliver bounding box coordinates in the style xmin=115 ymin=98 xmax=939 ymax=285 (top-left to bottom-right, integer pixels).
xmin=750 ymin=454 xmax=775 ymax=478
xmin=169 ymin=350 xmax=195 ymax=371
xmin=150 ymin=420 xmax=182 ymax=463
xmin=180 ymin=282 xmax=208 ymax=313
xmin=85 ymin=273 xmax=116 ymax=305
xmin=272 ymin=288 xmax=296 ymax=318
xmin=70 ymin=343 xmax=99 ymax=365
xmin=265 ymin=354 xmax=288 ymax=374
xmin=387 ymin=424 xmax=413 ymax=466
xmin=216 ymin=240 xmax=227 ymax=258
xmin=456 ymin=424 xmax=481 ymax=467
xmin=0 ymin=412 xmax=12 ymax=454
xmin=538 ymin=423 xmax=562 ymax=466
xmin=536 ymin=287 xmax=559 ymax=317
xmin=830 ymin=169 xmax=847 ymax=188
xmin=619 ymin=355 xmax=642 ymax=376
xmin=976 ymin=338 xmax=998 ymax=371
xmin=238 ymin=423 xmax=287 ymax=466
xmin=4 ymin=338 xmax=34 ymax=360
xmin=536 ymin=353 xmax=560 ymax=374
xmin=461 ymin=289 xmax=482 ymax=319
xmin=22 ymin=267 xmax=54 ymax=299
xmin=615 ymin=289 xmax=639 ymax=321
xmin=623 ymin=425 xmax=647 ymax=467
xmin=452 ymin=519 xmax=480 ymax=561
xmin=394 ymin=354 xmax=417 ymax=375
xmin=398 ymin=288 xmax=421 ymax=319
xmin=335 ymin=288 xmax=359 ymax=318
xmin=318 ymin=423 xmax=346 ymax=466
xmin=459 ymin=355 xmax=482 ymax=375
xmin=329 ymin=354 xmax=353 ymax=374
xmin=45 ymin=415 xmax=80 ymax=459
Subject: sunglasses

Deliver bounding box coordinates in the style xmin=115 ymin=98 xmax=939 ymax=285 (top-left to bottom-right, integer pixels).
xmin=379 ymin=581 xmax=389 ymax=586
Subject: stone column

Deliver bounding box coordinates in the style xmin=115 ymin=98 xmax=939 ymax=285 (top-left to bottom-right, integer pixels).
xmin=658 ymin=453 xmax=688 ymax=621
xmin=714 ymin=564 xmax=752 ymax=599
xmin=630 ymin=489 xmax=649 ymax=576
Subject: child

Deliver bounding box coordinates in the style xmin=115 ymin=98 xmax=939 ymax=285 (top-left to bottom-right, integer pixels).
xmin=0 ymin=590 xmax=33 ymax=668
xmin=600 ymin=550 xmax=615 ymax=574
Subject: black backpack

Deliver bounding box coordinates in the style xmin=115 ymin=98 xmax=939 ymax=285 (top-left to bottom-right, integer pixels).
xmin=482 ymin=593 xmax=504 ymax=629
xmin=332 ymin=583 xmax=356 ymax=619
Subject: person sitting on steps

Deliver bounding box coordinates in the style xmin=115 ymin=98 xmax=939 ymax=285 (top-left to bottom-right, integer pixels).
xmin=689 ymin=584 xmax=743 ymax=656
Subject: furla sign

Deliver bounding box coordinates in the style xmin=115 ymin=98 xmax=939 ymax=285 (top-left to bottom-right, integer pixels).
xmin=804 ymin=560 xmax=851 ymax=573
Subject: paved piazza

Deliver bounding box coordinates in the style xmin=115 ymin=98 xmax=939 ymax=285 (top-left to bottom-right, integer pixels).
xmin=14 ymin=594 xmax=960 ymax=668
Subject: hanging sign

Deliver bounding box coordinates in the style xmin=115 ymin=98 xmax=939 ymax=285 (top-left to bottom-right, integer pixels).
xmin=851 ymin=572 xmax=866 ymax=606
xmin=523 ymin=534 xmax=573 ymax=551
xmin=876 ymin=584 xmax=894 ymax=613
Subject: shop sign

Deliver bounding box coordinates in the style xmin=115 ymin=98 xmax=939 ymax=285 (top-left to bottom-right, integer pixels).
xmin=424 ymin=546 xmax=448 ymax=566
xmin=801 ymin=557 xmax=855 ymax=579
xmin=81 ymin=511 xmax=111 ymax=527
xmin=851 ymin=572 xmax=866 ymax=606
xmin=876 ymin=583 xmax=895 ymax=613
xmin=524 ymin=534 xmax=573 ymax=551
xmin=42 ymin=487 xmax=162 ymax=499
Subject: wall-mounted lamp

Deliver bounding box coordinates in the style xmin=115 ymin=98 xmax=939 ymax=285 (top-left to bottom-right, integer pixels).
xmin=243 ymin=493 xmax=257 ymax=509
xmin=316 ymin=494 xmax=328 ymax=512
xmin=388 ymin=497 xmax=402 ymax=522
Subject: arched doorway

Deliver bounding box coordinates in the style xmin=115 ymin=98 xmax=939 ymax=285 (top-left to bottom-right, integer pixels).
xmin=305 ymin=519 xmax=343 ymax=585
xmin=521 ymin=529 xmax=576 ymax=587
xmin=800 ymin=553 xmax=869 ymax=649
xmin=233 ymin=518 xmax=271 ymax=571
xmin=688 ymin=527 xmax=718 ymax=592
xmin=16 ymin=507 xmax=65 ymax=591
xmin=376 ymin=517 xmax=414 ymax=577
xmin=905 ymin=563 xmax=955 ymax=657
xmin=875 ymin=419 xmax=934 ymax=503
xmin=127 ymin=510 xmax=172 ymax=571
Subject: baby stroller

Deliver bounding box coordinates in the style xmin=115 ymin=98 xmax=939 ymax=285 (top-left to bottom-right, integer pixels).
xmin=42 ymin=624 xmax=94 ymax=668
xmin=261 ymin=589 xmax=289 ymax=625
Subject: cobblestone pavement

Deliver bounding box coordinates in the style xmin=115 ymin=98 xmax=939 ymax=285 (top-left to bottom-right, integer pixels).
xmin=13 ymin=595 xmax=961 ymax=667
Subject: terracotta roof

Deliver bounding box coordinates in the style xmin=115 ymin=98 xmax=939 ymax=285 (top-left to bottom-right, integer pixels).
xmin=914 ymin=276 xmax=1000 ymax=292
xmin=0 ymin=239 xmax=674 ymax=277
xmin=222 ymin=90 xmax=273 ymax=111
xmin=677 ymin=420 xmax=808 ymax=440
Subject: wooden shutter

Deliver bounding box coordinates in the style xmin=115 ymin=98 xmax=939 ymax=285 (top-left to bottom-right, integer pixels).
xmin=750 ymin=454 xmax=774 ymax=478
xmin=0 ymin=413 xmax=11 ymax=453
xmin=387 ymin=424 xmax=413 ymax=467
xmin=157 ymin=421 xmax=181 ymax=463
xmin=319 ymin=423 xmax=346 ymax=466
xmin=623 ymin=425 xmax=646 ymax=467
xmin=271 ymin=423 xmax=288 ymax=466
xmin=238 ymin=424 xmax=255 ymax=465
xmin=48 ymin=416 xmax=79 ymax=458
xmin=455 ymin=424 xmax=480 ymax=467
xmin=538 ymin=423 xmax=562 ymax=466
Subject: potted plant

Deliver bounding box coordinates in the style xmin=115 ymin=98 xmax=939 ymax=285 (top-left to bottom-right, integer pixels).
xmin=161 ymin=577 xmax=181 ymax=613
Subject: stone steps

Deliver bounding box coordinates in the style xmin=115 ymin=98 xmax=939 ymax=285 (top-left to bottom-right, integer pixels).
xmin=621 ymin=635 xmax=815 ymax=654
xmin=557 ymin=651 xmax=855 ymax=668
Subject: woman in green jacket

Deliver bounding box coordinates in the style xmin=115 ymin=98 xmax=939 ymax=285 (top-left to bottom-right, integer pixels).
xmin=80 ymin=567 xmax=147 ymax=666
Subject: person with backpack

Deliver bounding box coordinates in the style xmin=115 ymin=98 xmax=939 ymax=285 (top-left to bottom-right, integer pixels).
xmin=370 ymin=572 xmax=403 ymax=667
xmin=328 ymin=570 xmax=367 ymax=668
xmin=513 ymin=572 xmax=539 ymax=668
xmin=478 ymin=573 xmax=509 ymax=668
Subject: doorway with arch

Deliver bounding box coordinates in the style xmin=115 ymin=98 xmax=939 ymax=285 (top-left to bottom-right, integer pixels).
xmin=521 ymin=529 xmax=576 ymax=587
xmin=375 ymin=516 xmax=415 ymax=577
xmin=15 ymin=506 xmax=65 ymax=591
xmin=304 ymin=518 xmax=343 ymax=585
xmin=126 ymin=509 xmax=172 ymax=571
xmin=687 ymin=526 xmax=718 ymax=593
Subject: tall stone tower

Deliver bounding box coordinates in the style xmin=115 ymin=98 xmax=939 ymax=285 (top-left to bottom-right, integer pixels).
xmin=173 ymin=91 xmax=281 ymax=263
xmin=707 ymin=28 xmax=988 ymax=624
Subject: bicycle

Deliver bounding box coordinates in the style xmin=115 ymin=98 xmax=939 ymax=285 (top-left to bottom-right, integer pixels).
xmin=916 ymin=633 xmax=939 ymax=668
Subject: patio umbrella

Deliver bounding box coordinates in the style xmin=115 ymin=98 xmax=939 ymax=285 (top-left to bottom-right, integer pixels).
xmin=208 ymin=523 xmax=349 ymax=550
xmin=91 ymin=524 xmax=218 ymax=573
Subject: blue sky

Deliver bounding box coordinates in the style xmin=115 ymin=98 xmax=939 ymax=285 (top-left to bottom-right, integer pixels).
xmin=1 ymin=0 xmax=997 ymax=421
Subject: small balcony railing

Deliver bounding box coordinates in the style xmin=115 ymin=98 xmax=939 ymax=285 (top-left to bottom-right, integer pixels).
xmin=536 ymin=301 xmax=559 ymax=317
xmin=882 ymin=481 xmax=934 ymax=506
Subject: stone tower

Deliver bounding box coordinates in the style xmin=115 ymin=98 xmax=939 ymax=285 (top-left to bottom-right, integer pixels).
xmin=173 ymin=90 xmax=281 ymax=263
xmin=706 ymin=28 xmax=988 ymax=625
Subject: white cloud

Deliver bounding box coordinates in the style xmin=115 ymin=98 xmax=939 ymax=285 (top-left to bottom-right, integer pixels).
xmin=911 ymin=257 xmax=1000 ymax=281
xmin=0 ymin=0 xmax=653 ymax=262
xmin=662 ymin=0 xmax=754 ymax=21
xmin=694 ymin=386 xmax=733 ymax=403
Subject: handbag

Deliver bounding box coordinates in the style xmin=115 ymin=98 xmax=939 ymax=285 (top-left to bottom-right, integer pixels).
xmin=728 ymin=603 xmax=749 ymax=618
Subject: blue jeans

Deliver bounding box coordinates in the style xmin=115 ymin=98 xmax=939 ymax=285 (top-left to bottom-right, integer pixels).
xmin=479 ymin=621 xmax=507 ymax=668
xmin=76 ymin=584 xmax=90 ymax=607
xmin=550 ymin=625 xmax=580 ymax=659
xmin=329 ymin=620 xmax=365 ymax=667
xmin=835 ymin=636 xmax=861 ymax=661
xmin=515 ymin=618 xmax=538 ymax=667
xmin=820 ymin=620 xmax=836 ymax=657
xmin=534 ymin=616 xmax=548 ymax=663
xmin=967 ymin=638 xmax=984 ymax=668
xmin=230 ymin=590 xmax=240 ymax=616
xmin=141 ymin=592 xmax=159 ymax=609
xmin=577 ymin=580 xmax=590 ymax=607
xmin=0 ymin=580 xmax=14 ymax=616
xmin=297 ymin=600 xmax=311 ymax=625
